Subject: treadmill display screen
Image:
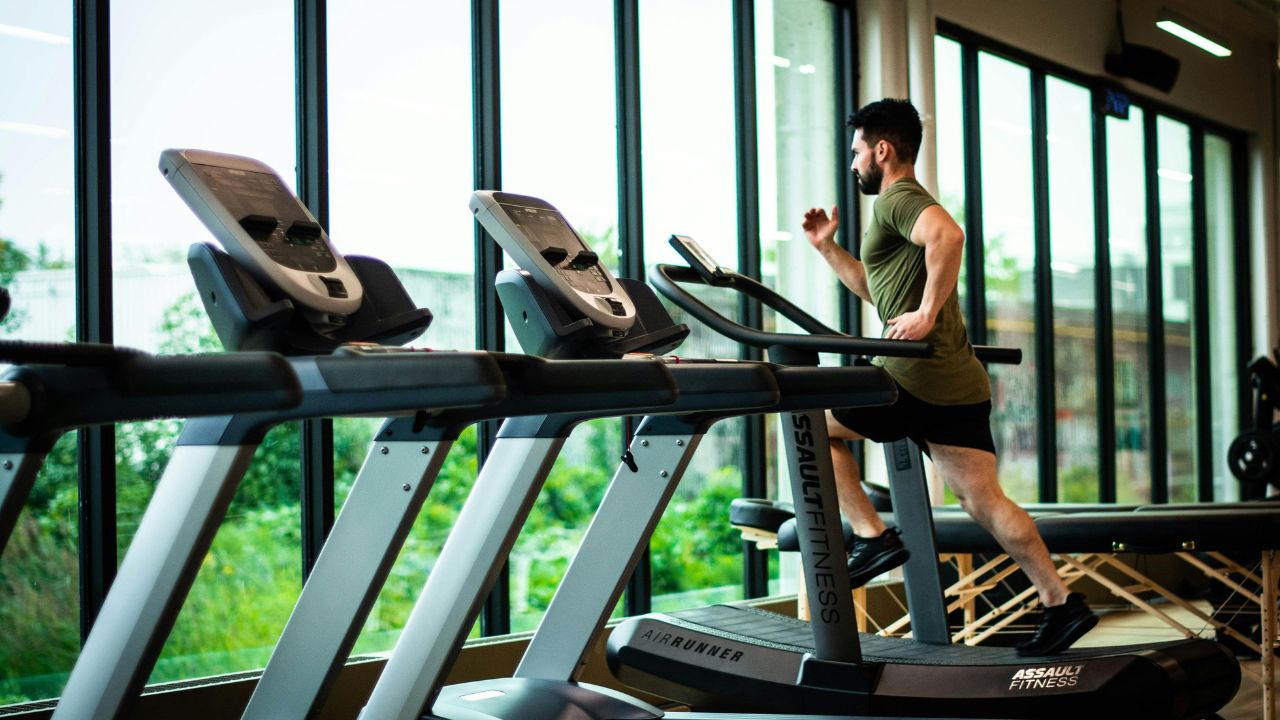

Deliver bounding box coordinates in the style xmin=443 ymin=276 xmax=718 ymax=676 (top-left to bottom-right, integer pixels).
xmin=501 ymin=203 xmax=581 ymax=252
xmin=192 ymin=162 xmax=337 ymax=273
xmin=500 ymin=202 xmax=611 ymax=295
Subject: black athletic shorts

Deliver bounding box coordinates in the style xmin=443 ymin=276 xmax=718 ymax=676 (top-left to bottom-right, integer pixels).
xmin=830 ymin=380 xmax=996 ymax=455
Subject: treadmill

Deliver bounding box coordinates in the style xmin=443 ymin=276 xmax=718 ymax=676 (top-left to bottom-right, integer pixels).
xmin=357 ymin=192 xmax=963 ymax=720
xmin=47 ymin=150 xmax=682 ymax=720
xmin=602 ymin=237 xmax=1242 ymax=720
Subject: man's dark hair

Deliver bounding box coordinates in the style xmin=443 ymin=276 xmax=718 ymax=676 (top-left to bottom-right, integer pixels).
xmin=848 ymin=98 xmax=922 ymax=164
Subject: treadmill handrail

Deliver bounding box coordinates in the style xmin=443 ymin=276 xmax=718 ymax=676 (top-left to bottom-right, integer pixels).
xmin=0 ymin=339 xmax=146 ymax=366
xmin=0 ymin=348 xmax=303 ymax=436
xmin=651 ymin=264 xmax=930 ymax=359
xmin=651 ymin=264 xmax=1023 ymax=365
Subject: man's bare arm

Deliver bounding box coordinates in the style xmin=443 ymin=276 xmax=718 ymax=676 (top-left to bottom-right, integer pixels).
xmin=884 ymin=205 xmax=964 ymax=341
xmin=803 ymin=205 xmax=873 ymax=304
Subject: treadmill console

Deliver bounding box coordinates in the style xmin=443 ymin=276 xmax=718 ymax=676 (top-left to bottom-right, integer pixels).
xmin=669 ymin=234 xmax=731 ymax=283
xmin=470 ymin=191 xmax=635 ymax=334
xmin=160 ymin=149 xmax=363 ymax=330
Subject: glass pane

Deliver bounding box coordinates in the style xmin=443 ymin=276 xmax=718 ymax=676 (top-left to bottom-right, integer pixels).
xmin=1156 ymin=116 xmax=1195 ymax=502
xmin=1045 ymin=76 xmax=1098 ymax=502
xmin=755 ymin=0 xmax=839 ymax=595
xmin=1204 ymin=134 xmax=1239 ymax=502
xmin=0 ymin=2 xmax=79 ymax=704
xmin=935 ymin=36 xmax=966 ymax=307
xmin=1107 ymin=107 xmax=1151 ymax=504
xmin=109 ymin=0 xmax=299 ymax=684
xmin=499 ymin=0 xmax=622 ymax=632
xmin=327 ymin=0 xmax=476 ymax=652
xmin=978 ymin=52 xmax=1036 ymax=502
xmin=642 ymin=0 xmax=739 ymax=272
xmin=643 ymin=0 xmax=745 ymax=609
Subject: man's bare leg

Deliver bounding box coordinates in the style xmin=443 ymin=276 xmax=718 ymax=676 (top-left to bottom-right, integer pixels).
xmin=927 ymin=442 xmax=1069 ymax=608
xmin=825 ymin=410 xmax=887 ymax=537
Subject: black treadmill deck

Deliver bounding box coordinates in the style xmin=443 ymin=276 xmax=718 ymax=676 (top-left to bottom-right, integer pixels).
xmin=665 ymin=604 xmax=1177 ymax=665
xmin=609 ymin=604 xmax=1241 ymax=719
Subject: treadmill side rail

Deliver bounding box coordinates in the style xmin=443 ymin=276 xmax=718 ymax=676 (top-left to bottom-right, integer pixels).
xmin=883 ymin=438 xmax=949 ymax=644
xmin=242 ymin=435 xmax=456 ymax=720
xmin=53 ymin=443 xmax=258 ymax=720
xmin=361 ymin=435 xmax=567 ymax=720
xmin=515 ymin=429 xmax=702 ymax=681
xmin=0 ymin=450 xmax=53 ymax=557
xmin=779 ymin=409 xmax=861 ymax=662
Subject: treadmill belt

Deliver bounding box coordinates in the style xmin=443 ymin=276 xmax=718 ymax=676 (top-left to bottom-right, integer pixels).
xmin=666 ymin=605 xmax=1178 ymax=666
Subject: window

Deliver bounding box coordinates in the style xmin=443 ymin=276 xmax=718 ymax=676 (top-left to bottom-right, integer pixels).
xmin=935 ymin=36 xmax=966 ymax=306
xmin=1156 ymin=116 xmax=1196 ymax=501
xmin=641 ymin=0 xmax=746 ymax=610
xmin=0 ymin=2 xmax=77 ymax=703
xmin=1204 ymin=133 xmax=1239 ymax=502
xmin=109 ymin=0 xmax=299 ymax=684
xmin=1045 ymin=76 xmax=1098 ymax=502
xmin=978 ymin=52 xmax=1036 ymax=502
xmin=327 ymin=0 xmax=476 ymax=653
xmin=1106 ymin=107 xmax=1152 ymax=504
xmin=937 ymin=25 xmax=1246 ymax=505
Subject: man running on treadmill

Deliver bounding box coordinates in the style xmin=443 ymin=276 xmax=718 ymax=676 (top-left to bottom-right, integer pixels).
xmin=803 ymin=98 xmax=1097 ymax=656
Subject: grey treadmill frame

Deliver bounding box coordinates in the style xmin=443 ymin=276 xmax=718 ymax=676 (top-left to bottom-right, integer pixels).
xmin=49 ymin=353 xmax=508 ymax=720
xmin=517 ymin=407 xmax=863 ymax=681
xmin=241 ymin=422 xmax=455 ymax=720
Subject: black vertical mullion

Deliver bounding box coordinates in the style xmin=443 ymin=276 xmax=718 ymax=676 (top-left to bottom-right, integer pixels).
xmin=960 ymin=44 xmax=986 ymax=344
xmin=615 ymin=0 xmax=654 ymax=615
xmin=732 ymin=0 xmax=767 ymax=601
xmin=473 ymin=0 xmax=509 ymax=637
xmin=835 ymin=0 xmax=860 ymax=340
xmin=1093 ymin=100 xmax=1116 ymax=504
xmin=1190 ymin=128 xmax=1213 ymax=502
xmin=616 ymin=0 xmax=644 ymax=285
xmin=73 ymin=0 xmax=116 ymax=639
xmin=295 ymin=0 xmax=334 ymax=579
xmin=1143 ymin=111 xmax=1168 ymax=504
xmin=835 ymin=0 xmax=864 ymax=480
xmin=733 ymin=0 xmax=761 ymax=316
xmin=732 ymin=0 xmax=767 ymax=604
xmin=1030 ymin=72 xmax=1056 ymax=503
xmin=1231 ymin=136 xmax=1254 ymax=497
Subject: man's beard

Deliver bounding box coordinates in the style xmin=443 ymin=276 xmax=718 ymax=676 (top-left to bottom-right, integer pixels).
xmin=855 ymin=157 xmax=884 ymax=195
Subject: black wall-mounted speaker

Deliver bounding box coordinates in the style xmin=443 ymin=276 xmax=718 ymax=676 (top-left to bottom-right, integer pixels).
xmin=1105 ymin=43 xmax=1181 ymax=93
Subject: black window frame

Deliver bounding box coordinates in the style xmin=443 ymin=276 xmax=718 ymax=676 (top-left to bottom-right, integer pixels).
xmin=938 ymin=19 xmax=1253 ymax=504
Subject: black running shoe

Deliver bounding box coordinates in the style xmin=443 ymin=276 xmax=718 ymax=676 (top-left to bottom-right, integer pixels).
xmin=846 ymin=527 xmax=910 ymax=588
xmin=1016 ymin=592 xmax=1099 ymax=656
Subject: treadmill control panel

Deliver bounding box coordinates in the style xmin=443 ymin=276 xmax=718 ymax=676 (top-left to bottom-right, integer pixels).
xmin=670 ymin=234 xmax=731 ymax=283
xmin=160 ymin=149 xmax=362 ymax=323
xmin=471 ymin=191 xmax=635 ymax=333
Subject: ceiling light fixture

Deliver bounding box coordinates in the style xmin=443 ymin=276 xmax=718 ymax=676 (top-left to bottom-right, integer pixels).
xmin=0 ymin=23 xmax=70 ymax=45
xmin=1156 ymin=10 xmax=1232 ymax=57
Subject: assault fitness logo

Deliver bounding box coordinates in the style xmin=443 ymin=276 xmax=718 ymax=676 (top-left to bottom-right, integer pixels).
xmin=1008 ymin=664 xmax=1085 ymax=691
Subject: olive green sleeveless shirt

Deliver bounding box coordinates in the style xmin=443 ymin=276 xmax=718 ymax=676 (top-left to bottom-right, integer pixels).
xmin=864 ymin=178 xmax=990 ymax=405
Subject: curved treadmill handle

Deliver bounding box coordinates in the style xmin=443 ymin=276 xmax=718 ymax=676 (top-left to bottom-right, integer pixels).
xmin=972 ymin=345 xmax=1022 ymax=365
xmin=651 ymin=264 xmax=930 ymax=359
